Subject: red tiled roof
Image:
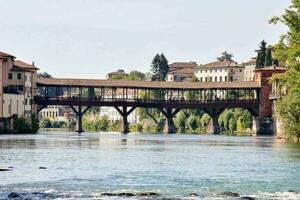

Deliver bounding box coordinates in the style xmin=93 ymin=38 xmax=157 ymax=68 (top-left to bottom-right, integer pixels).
xmin=13 ymin=60 xmax=39 ymax=71
xmin=37 ymin=78 xmax=261 ymax=89
xmin=197 ymin=60 xmax=241 ymax=68
xmin=0 ymin=51 xmax=15 ymax=58
xmin=168 ymin=67 xmax=194 ymax=75
xmin=169 ymin=62 xmax=198 ymax=70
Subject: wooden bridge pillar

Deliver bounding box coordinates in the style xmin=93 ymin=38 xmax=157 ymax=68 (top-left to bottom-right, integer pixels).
xmin=205 ymin=109 xmax=223 ymax=134
xmin=70 ymin=106 xmax=90 ymax=133
xmin=158 ymin=108 xmax=181 ymax=134
xmin=114 ymin=106 xmax=136 ymax=134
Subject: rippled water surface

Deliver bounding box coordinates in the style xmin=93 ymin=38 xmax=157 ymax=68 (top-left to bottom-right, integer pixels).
xmin=0 ymin=132 xmax=300 ymax=199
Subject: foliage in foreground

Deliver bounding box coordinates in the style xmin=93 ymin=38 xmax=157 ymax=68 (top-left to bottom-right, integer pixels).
xmin=270 ymin=0 xmax=300 ymax=140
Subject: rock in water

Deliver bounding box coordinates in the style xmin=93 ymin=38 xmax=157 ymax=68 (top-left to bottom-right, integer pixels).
xmin=137 ymin=192 xmax=160 ymax=196
xmin=8 ymin=192 xmax=20 ymax=198
xmin=239 ymin=197 xmax=255 ymax=200
xmin=218 ymin=191 xmax=240 ymax=197
xmin=0 ymin=168 xmax=12 ymax=171
xmin=38 ymin=167 xmax=47 ymax=169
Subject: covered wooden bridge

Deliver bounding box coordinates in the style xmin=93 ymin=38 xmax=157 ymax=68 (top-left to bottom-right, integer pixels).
xmin=35 ymin=78 xmax=262 ymax=134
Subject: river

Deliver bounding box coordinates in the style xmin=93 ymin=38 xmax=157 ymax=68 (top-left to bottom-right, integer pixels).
xmin=0 ymin=132 xmax=299 ymax=200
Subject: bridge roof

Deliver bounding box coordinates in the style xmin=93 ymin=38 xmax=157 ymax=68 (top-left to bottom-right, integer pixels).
xmin=37 ymin=78 xmax=260 ymax=89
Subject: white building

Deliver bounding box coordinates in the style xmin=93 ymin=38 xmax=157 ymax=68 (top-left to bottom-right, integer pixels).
xmin=194 ymin=60 xmax=244 ymax=82
xmin=99 ymin=92 xmax=140 ymax=123
xmin=39 ymin=105 xmax=75 ymax=122
xmin=243 ymin=58 xmax=256 ymax=81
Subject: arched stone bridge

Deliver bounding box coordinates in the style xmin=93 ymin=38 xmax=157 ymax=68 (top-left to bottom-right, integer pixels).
xmin=34 ymin=77 xmax=271 ymax=134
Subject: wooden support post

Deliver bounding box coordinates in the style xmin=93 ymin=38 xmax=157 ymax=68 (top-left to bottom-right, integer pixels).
xmin=70 ymin=105 xmax=90 ymax=134
xmin=204 ymin=108 xmax=223 ymax=134
xmin=158 ymin=108 xmax=180 ymax=134
xmin=114 ymin=106 xmax=136 ymax=134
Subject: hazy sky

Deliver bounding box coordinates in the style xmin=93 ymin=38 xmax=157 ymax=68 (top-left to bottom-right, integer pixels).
xmin=0 ymin=0 xmax=290 ymax=79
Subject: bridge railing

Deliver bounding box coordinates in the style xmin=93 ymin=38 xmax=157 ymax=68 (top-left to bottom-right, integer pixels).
xmin=34 ymin=95 xmax=259 ymax=105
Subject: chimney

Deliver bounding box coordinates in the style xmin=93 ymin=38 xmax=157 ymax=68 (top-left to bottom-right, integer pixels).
xmin=32 ymin=61 xmax=35 ymax=66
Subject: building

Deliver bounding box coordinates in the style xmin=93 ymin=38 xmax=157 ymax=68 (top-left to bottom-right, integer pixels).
xmin=194 ymin=60 xmax=244 ymax=82
xmin=0 ymin=52 xmax=38 ymax=119
xmin=243 ymin=58 xmax=256 ymax=81
xmin=106 ymin=69 xmax=128 ymax=79
xmin=99 ymin=90 xmax=140 ymax=124
xmin=167 ymin=62 xmax=198 ymax=82
xmin=39 ymin=105 xmax=74 ymax=123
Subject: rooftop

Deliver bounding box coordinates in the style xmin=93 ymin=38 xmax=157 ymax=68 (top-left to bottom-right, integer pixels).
xmin=0 ymin=51 xmax=16 ymax=59
xmin=169 ymin=62 xmax=198 ymax=69
xmin=37 ymin=78 xmax=260 ymax=89
xmin=11 ymin=60 xmax=39 ymax=72
xmin=196 ymin=60 xmax=241 ymax=69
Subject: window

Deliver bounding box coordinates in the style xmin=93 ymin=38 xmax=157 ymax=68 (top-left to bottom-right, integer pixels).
xmin=215 ymin=77 xmax=217 ymax=82
xmin=210 ymin=77 xmax=212 ymax=82
xmin=230 ymin=76 xmax=233 ymax=81
xmin=225 ymin=76 xmax=227 ymax=81
xmin=17 ymin=73 xmax=22 ymax=80
xmin=17 ymin=85 xmax=23 ymax=91
xmin=215 ymin=69 xmax=217 ymax=73
xmin=8 ymin=73 xmax=12 ymax=80
xmin=231 ymin=69 xmax=234 ymax=73
xmin=240 ymin=69 xmax=242 ymax=72
xmin=200 ymin=77 xmax=203 ymax=82
xmin=220 ymin=76 xmax=223 ymax=82
xmin=205 ymin=77 xmax=207 ymax=82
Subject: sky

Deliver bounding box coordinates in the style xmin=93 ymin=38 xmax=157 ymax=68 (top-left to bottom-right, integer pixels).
xmin=0 ymin=0 xmax=290 ymax=79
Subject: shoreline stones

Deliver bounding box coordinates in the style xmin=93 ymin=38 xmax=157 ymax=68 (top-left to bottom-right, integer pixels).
xmin=101 ymin=192 xmax=160 ymax=197
xmin=218 ymin=191 xmax=240 ymax=197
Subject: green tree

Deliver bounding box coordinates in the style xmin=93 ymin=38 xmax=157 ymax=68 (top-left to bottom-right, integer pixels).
xmin=217 ymin=51 xmax=234 ymax=62
xmin=127 ymin=70 xmax=146 ymax=81
xmin=187 ymin=115 xmax=198 ymax=131
xmin=97 ymin=116 xmax=109 ymax=131
xmin=270 ymin=0 xmax=300 ymax=140
xmin=37 ymin=72 xmax=53 ymax=78
xmin=174 ymin=111 xmax=186 ymax=133
xmin=39 ymin=118 xmax=52 ymax=128
xmin=151 ymin=53 xmax=169 ymax=81
xmin=265 ymin=47 xmax=273 ymax=66
xmin=229 ymin=118 xmax=236 ymax=134
xmin=256 ymin=40 xmax=267 ymax=68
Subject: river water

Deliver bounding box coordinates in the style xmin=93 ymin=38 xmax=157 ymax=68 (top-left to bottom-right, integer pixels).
xmin=0 ymin=132 xmax=300 ymax=200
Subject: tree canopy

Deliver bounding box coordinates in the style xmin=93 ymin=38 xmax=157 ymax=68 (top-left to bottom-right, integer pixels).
xmin=270 ymin=0 xmax=300 ymax=139
xmin=217 ymin=51 xmax=234 ymax=62
xmin=151 ymin=53 xmax=169 ymax=81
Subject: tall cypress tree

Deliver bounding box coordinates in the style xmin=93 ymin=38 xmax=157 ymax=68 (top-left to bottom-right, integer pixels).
xmin=151 ymin=53 xmax=169 ymax=81
xmin=256 ymin=40 xmax=267 ymax=68
xmin=265 ymin=47 xmax=273 ymax=66
xmin=151 ymin=54 xmax=161 ymax=81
